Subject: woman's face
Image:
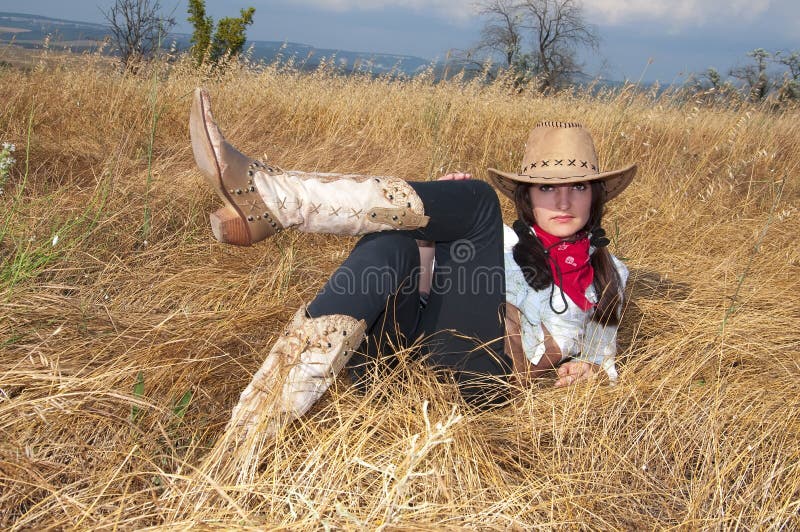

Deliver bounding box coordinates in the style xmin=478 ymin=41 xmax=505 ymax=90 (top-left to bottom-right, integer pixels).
xmin=529 ymin=181 xmax=592 ymax=238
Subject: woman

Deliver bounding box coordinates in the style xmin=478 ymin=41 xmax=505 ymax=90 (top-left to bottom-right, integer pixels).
xmin=486 ymin=122 xmax=635 ymax=389
xmin=189 ymin=89 xmax=635 ymax=441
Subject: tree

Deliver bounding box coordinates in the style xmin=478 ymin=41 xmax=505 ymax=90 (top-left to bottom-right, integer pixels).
xmin=521 ymin=0 xmax=599 ymax=90
xmin=704 ymin=67 xmax=723 ymax=90
xmin=688 ymin=67 xmax=739 ymax=105
xmin=775 ymin=50 xmax=800 ymax=81
xmin=691 ymin=48 xmax=800 ymax=106
xmin=775 ymin=50 xmax=800 ymax=101
xmin=187 ymin=0 xmax=256 ymax=66
xmin=473 ymin=0 xmax=599 ymax=91
xmin=476 ymin=0 xmax=524 ymax=69
xmin=102 ymin=0 xmax=175 ymax=67
xmin=730 ymin=48 xmax=771 ymax=102
xmin=187 ymin=0 xmax=213 ymax=65
xmin=214 ymin=7 xmax=255 ymax=59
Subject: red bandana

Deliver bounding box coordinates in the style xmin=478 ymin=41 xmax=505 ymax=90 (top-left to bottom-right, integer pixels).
xmin=533 ymin=224 xmax=595 ymax=311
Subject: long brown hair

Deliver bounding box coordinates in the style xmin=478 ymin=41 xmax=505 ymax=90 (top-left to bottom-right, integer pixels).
xmin=511 ymin=181 xmax=623 ymax=325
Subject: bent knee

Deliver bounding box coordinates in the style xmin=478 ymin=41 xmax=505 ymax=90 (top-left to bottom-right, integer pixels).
xmin=467 ymin=180 xmax=502 ymax=230
xmin=466 ymin=179 xmax=500 ymax=205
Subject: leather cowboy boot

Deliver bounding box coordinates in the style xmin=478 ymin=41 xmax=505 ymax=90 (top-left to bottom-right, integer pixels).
xmin=190 ymin=88 xmax=429 ymax=246
xmin=226 ymin=307 xmax=367 ymax=440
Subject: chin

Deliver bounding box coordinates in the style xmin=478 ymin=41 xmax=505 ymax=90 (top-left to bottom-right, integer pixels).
xmin=541 ymin=223 xmax=583 ymax=238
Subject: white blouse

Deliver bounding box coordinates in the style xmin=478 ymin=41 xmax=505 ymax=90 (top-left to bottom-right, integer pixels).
xmin=503 ymin=225 xmax=627 ymax=382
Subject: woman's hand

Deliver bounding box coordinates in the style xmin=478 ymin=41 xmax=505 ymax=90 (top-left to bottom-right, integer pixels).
xmin=554 ymin=361 xmax=599 ymax=387
xmin=438 ymin=172 xmax=472 ymax=181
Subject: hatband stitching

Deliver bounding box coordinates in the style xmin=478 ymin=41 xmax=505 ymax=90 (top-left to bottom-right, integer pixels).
xmin=520 ymin=160 xmax=598 ymax=173
xmin=535 ymin=121 xmax=583 ymax=128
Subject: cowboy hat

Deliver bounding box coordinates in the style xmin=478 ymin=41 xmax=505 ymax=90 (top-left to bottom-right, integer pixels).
xmin=487 ymin=121 xmax=636 ymax=201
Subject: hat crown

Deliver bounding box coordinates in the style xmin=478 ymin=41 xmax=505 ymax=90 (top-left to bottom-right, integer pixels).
xmin=520 ymin=122 xmax=600 ymax=177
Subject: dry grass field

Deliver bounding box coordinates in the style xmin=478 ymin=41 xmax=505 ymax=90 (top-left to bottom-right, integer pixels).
xmin=1 ymin=48 xmax=798 ymax=529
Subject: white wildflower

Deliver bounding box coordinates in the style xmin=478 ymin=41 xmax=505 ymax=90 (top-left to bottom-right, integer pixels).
xmin=0 ymin=142 xmax=15 ymax=183
xmin=52 ymin=234 xmax=59 ymax=247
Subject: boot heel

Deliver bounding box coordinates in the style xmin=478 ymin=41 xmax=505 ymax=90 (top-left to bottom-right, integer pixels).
xmin=210 ymin=208 xmax=252 ymax=246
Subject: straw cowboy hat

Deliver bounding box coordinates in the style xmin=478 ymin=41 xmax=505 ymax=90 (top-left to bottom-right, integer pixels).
xmin=488 ymin=121 xmax=637 ymax=201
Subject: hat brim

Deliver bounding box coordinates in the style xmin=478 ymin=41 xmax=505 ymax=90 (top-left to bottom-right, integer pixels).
xmin=487 ymin=163 xmax=637 ymax=202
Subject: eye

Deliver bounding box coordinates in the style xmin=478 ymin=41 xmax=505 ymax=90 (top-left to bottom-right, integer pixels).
xmin=538 ymin=184 xmax=555 ymax=192
xmin=572 ymin=183 xmax=588 ymax=191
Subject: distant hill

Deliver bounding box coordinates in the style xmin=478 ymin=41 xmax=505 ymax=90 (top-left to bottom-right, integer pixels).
xmin=0 ymin=11 xmax=644 ymax=89
xmin=0 ymin=12 xmax=108 ymax=48
xmin=0 ymin=11 xmax=434 ymax=75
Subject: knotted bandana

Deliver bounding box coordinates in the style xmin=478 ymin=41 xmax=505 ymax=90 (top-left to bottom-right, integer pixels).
xmin=533 ymin=224 xmax=595 ymax=311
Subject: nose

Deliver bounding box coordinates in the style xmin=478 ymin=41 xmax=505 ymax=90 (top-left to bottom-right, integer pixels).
xmin=555 ymin=186 xmax=571 ymax=210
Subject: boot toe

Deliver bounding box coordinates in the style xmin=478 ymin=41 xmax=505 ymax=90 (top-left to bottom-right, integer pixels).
xmin=190 ymin=88 xmax=282 ymax=245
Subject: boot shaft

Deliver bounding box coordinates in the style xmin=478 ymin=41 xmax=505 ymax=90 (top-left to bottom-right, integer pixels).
xmin=252 ymin=170 xmax=428 ymax=235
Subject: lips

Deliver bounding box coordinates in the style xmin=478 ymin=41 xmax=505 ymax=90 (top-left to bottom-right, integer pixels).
xmin=552 ymin=215 xmax=574 ymax=222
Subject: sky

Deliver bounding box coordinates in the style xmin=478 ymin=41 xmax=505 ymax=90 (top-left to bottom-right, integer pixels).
xmin=2 ymin=0 xmax=799 ymax=83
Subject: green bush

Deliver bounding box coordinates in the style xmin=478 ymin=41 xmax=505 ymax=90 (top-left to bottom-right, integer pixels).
xmin=187 ymin=0 xmax=255 ymax=67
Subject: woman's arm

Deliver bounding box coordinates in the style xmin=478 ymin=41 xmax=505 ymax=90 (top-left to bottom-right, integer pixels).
xmin=506 ymin=304 xmax=563 ymax=386
xmin=417 ymin=240 xmax=435 ymax=296
xmin=563 ymin=255 xmax=628 ymax=384
xmin=504 ymin=303 xmax=531 ymax=384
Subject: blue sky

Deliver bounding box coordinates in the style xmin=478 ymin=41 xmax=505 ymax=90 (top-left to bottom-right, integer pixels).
xmin=2 ymin=0 xmax=799 ymax=83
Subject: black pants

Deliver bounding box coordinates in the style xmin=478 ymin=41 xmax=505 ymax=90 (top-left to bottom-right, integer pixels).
xmin=307 ymin=180 xmax=510 ymax=404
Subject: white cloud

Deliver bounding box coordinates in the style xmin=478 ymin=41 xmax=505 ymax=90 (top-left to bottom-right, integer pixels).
xmin=584 ymin=0 xmax=773 ymax=26
xmin=291 ymin=0 xmax=478 ymax=22
xmin=289 ymin=0 xmax=799 ymax=36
